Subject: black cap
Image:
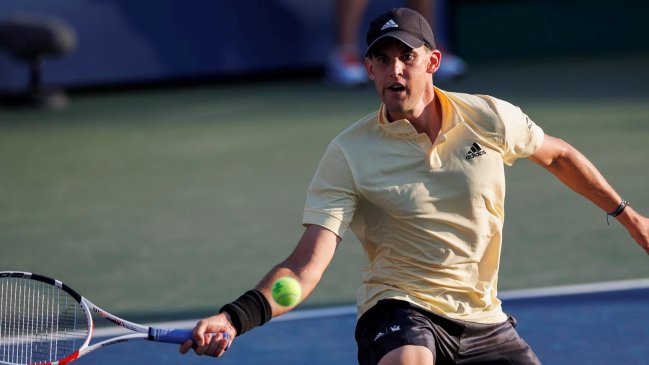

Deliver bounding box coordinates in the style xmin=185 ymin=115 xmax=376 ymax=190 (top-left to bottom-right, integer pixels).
xmin=365 ymin=8 xmax=436 ymax=57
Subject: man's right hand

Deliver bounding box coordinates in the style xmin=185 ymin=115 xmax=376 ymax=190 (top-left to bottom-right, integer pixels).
xmin=179 ymin=312 xmax=237 ymax=357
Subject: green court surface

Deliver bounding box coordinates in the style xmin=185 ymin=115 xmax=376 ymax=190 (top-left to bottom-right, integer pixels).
xmin=1 ymin=53 xmax=648 ymax=321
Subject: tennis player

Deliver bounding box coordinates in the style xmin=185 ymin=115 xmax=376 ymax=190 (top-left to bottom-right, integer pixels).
xmin=180 ymin=8 xmax=649 ymax=364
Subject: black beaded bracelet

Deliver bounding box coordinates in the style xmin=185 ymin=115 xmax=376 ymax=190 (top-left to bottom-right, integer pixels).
xmin=607 ymin=200 xmax=629 ymax=225
xmin=219 ymin=289 xmax=272 ymax=336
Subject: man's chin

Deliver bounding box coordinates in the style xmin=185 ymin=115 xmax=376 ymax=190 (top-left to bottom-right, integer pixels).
xmin=384 ymin=102 xmax=408 ymax=115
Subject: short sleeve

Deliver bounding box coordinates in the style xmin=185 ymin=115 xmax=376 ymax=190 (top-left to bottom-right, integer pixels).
xmin=302 ymin=141 xmax=359 ymax=238
xmin=490 ymin=97 xmax=545 ymax=165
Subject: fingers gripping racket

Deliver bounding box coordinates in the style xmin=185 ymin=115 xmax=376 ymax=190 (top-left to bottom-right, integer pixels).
xmin=0 ymin=271 xmax=228 ymax=365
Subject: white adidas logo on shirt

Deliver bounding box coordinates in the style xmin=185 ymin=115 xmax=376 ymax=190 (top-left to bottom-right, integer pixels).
xmin=381 ymin=19 xmax=398 ymax=31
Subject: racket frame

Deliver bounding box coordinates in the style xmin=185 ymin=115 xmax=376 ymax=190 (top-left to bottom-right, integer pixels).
xmin=0 ymin=271 xmax=210 ymax=365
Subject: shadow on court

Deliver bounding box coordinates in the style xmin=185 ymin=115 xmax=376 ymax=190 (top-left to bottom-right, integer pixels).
xmin=78 ymin=282 xmax=649 ymax=365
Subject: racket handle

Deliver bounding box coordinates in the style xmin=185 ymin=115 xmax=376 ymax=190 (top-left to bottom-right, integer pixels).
xmin=148 ymin=328 xmax=230 ymax=345
xmin=148 ymin=328 xmax=193 ymax=344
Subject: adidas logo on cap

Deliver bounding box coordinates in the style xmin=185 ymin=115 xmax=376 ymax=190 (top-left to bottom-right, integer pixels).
xmin=380 ymin=19 xmax=398 ymax=31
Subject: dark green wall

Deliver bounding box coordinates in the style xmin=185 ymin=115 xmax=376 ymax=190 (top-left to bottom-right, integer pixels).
xmin=453 ymin=0 xmax=649 ymax=62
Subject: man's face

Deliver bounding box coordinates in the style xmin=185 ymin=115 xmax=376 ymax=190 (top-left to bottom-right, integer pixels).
xmin=364 ymin=38 xmax=440 ymax=119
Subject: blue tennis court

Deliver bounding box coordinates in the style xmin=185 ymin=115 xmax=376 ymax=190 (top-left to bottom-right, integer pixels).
xmin=79 ymin=279 xmax=649 ymax=365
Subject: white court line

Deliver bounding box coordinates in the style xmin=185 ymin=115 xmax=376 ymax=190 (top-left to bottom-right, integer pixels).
xmin=93 ymin=277 xmax=649 ymax=338
xmin=499 ymin=277 xmax=649 ymax=300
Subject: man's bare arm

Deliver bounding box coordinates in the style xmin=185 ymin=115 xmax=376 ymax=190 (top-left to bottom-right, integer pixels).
xmin=529 ymin=134 xmax=649 ymax=254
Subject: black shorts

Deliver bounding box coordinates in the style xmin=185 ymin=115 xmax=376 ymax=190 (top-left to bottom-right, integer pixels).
xmin=355 ymin=299 xmax=541 ymax=365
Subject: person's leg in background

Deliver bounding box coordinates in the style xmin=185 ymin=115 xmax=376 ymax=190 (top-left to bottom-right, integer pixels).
xmin=327 ymin=0 xmax=369 ymax=86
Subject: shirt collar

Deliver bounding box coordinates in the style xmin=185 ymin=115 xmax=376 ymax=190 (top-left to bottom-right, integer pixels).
xmin=377 ymin=87 xmax=464 ymax=138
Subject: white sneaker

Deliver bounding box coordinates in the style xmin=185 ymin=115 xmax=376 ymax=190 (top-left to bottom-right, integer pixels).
xmin=326 ymin=48 xmax=368 ymax=86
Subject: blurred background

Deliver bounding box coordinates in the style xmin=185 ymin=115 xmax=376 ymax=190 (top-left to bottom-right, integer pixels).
xmin=1 ymin=0 xmax=649 ymax=324
xmin=1 ymin=0 xmax=648 ymax=92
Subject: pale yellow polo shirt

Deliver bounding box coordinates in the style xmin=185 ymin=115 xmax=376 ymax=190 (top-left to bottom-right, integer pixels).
xmin=303 ymin=88 xmax=544 ymax=324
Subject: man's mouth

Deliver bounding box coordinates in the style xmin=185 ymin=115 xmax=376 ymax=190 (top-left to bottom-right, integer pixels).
xmin=387 ymin=83 xmax=406 ymax=92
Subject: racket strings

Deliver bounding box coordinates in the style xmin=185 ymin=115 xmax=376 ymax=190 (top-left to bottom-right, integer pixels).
xmin=0 ymin=278 xmax=89 ymax=365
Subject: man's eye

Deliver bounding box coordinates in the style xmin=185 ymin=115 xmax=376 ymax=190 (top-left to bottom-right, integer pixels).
xmin=402 ymin=54 xmax=415 ymax=62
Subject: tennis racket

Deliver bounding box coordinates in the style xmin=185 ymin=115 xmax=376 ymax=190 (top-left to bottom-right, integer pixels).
xmin=0 ymin=271 xmax=228 ymax=365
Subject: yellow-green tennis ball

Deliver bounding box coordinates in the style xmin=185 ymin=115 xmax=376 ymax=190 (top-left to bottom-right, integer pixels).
xmin=271 ymin=277 xmax=302 ymax=307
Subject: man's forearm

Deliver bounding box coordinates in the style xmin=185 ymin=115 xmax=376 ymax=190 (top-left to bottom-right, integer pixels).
xmin=530 ymin=135 xmax=649 ymax=253
xmin=540 ymin=140 xmax=622 ymax=213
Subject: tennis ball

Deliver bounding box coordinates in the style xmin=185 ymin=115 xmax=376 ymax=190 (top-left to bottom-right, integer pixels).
xmin=271 ymin=277 xmax=302 ymax=307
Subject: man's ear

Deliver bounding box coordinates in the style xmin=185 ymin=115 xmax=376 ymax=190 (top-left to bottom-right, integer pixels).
xmin=428 ymin=49 xmax=442 ymax=74
xmin=364 ymin=57 xmax=375 ymax=81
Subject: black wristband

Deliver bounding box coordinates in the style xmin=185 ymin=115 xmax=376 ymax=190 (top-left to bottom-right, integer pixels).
xmin=219 ymin=289 xmax=272 ymax=336
xmin=606 ymin=200 xmax=629 ymax=225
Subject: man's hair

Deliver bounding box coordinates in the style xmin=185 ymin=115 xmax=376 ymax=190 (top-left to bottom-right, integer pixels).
xmin=365 ymin=42 xmax=434 ymax=59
